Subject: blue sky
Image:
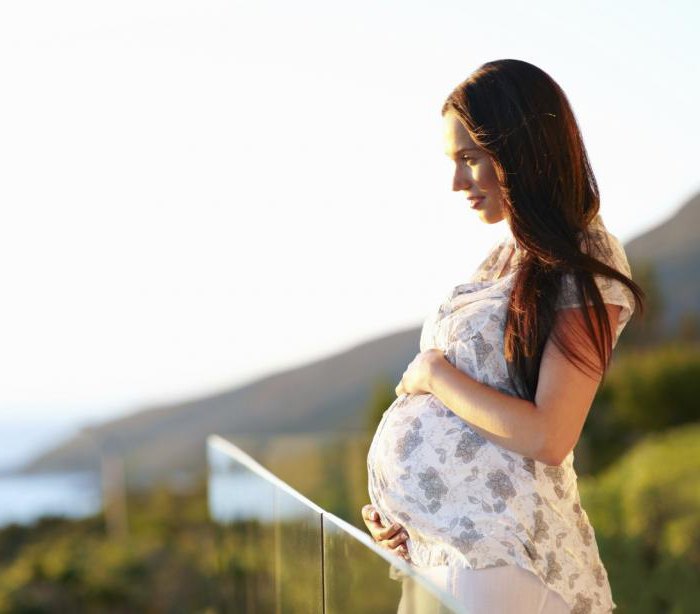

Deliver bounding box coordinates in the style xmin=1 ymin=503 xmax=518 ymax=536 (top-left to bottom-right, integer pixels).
xmin=0 ymin=0 xmax=697 ymax=431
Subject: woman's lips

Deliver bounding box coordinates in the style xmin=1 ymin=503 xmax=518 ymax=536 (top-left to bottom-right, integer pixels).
xmin=469 ymin=197 xmax=485 ymax=209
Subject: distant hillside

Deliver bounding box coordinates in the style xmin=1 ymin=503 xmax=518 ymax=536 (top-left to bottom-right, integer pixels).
xmin=23 ymin=191 xmax=700 ymax=487
xmin=23 ymin=327 xmax=421 ymax=487
xmin=625 ymin=191 xmax=700 ymax=334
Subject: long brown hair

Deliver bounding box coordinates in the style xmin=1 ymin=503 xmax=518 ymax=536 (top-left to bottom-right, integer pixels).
xmin=441 ymin=59 xmax=646 ymax=401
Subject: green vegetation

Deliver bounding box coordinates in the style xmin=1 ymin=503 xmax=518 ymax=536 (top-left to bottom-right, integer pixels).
xmin=579 ymin=423 xmax=700 ymax=614
xmin=0 ymin=485 xmax=223 ymax=613
xmin=577 ymin=342 xmax=700 ymax=475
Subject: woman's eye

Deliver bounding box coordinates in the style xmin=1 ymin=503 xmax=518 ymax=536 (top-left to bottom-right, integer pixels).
xmin=462 ymin=156 xmax=476 ymax=164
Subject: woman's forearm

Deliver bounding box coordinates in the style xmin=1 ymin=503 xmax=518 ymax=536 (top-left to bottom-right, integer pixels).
xmin=426 ymin=360 xmax=551 ymax=464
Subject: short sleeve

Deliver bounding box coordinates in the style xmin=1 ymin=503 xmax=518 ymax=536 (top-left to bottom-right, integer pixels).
xmin=555 ymin=227 xmax=636 ymax=347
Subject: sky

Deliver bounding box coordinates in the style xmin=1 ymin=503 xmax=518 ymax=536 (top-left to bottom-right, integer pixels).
xmin=0 ymin=0 xmax=698 ymax=437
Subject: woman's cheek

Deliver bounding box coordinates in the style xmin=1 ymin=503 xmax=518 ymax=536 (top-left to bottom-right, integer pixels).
xmin=475 ymin=162 xmax=490 ymax=184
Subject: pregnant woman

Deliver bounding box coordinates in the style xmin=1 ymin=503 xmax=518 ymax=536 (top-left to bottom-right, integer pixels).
xmin=362 ymin=59 xmax=645 ymax=614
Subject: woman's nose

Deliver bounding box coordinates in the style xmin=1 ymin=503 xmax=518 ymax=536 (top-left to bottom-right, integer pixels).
xmin=453 ymin=168 xmax=472 ymax=192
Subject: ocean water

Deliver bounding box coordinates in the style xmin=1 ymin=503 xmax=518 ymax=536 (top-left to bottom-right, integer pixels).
xmin=0 ymin=419 xmax=101 ymax=527
xmin=0 ymin=471 xmax=101 ymax=527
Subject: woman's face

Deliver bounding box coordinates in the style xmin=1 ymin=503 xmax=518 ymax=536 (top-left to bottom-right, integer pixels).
xmin=442 ymin=109 xmax=506 ymax=225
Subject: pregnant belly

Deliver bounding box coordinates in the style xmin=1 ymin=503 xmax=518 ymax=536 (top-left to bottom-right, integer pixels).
xmin=367 ymin=394 xmax=579 ymax=571
xmin=368 ymin=393 xmax=490 ymax=523
xmin=367 ymin=393 xmax=538 ymax=532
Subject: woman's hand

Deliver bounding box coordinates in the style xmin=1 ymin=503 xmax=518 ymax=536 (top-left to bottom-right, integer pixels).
xmin=361 ymin=504 xmax=411 ymax=561
xmin=395 ymin=349 xmax=448 ymax=397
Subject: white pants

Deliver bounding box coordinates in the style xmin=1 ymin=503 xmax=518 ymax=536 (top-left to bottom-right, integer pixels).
xmin=398 ymin=564 xmax=571 ymax=614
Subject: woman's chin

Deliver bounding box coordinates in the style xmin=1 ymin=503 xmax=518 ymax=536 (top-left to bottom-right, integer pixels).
xmin=476 ymin=208 xmax=506 ymax=225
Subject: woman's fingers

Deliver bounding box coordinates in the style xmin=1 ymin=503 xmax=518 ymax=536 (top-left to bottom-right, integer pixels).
xmin=377 ymin=522 xmax=404 ymax=541
xmin=360 ymin=505 xmax=410 ymax=560
xmin=382 ymin=530 xmax=410 ymax=549
xmin=361 ymin=505 xmax=402 ymax=539
xmin=361 ymin=504 xmax=385 ymax=531
xmin=361 ymin=504 xmax=379 ymax=524
xmin=361 ymin=504 xmax=385 ymax=536
xmin=383 ymin=537 xmax=409 ymax=561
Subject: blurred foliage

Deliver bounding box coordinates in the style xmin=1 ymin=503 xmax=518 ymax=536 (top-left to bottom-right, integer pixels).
xmin=577 ymin=342 xmax=700 ymax=475
xmin=675 ymin=311 xmax=700 ymax=343
xmin=0 ymin=484 xmax=224 ymax=613
xmin=579 ymin=423 xmax=700 ymax=614
xmin=0 ymin=450 xmax=409 ymax=613
xmin=601 ymin=343 xmax=699 ymax=430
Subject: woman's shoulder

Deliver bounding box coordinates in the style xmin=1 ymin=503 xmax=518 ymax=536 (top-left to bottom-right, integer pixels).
xmin=557 ymin=213 xmax=637 ymax=327
xmin=578 ymin=213 xmax=631 ymax=275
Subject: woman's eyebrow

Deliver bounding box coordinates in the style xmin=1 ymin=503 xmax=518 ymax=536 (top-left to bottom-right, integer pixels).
xmin=445 ymin=147 xmax=480 ymax=157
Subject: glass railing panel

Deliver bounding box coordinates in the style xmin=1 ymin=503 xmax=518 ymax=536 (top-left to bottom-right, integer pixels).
xmin=207 ymin=435 xmax=324 ymax=613
xmin=208 ymin=437 xmax=277 ymax=612
xmin=322 ymin=513 xmax=467 ymax=614
xmin=275 ymin=483 xmax=324 ymax=613
xmin=208 ymin=434 xmax=467 ymax=614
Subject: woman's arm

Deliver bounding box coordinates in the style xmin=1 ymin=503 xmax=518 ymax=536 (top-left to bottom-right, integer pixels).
xmin=426 ymin=360 xmax=549 ymax=462
xmin=425 ymin=303 xmax=622 ymax=466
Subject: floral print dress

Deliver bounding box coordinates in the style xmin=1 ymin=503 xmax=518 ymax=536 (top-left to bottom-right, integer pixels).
xmin=367 ymin=213 xmax=635 ymax=613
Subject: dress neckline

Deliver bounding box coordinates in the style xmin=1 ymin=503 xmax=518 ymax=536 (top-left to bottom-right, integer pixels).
xmin=493 ymin=242 xmax=518 ymax=280
xmin=452 ymin=212 xmax=606 ymax=294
